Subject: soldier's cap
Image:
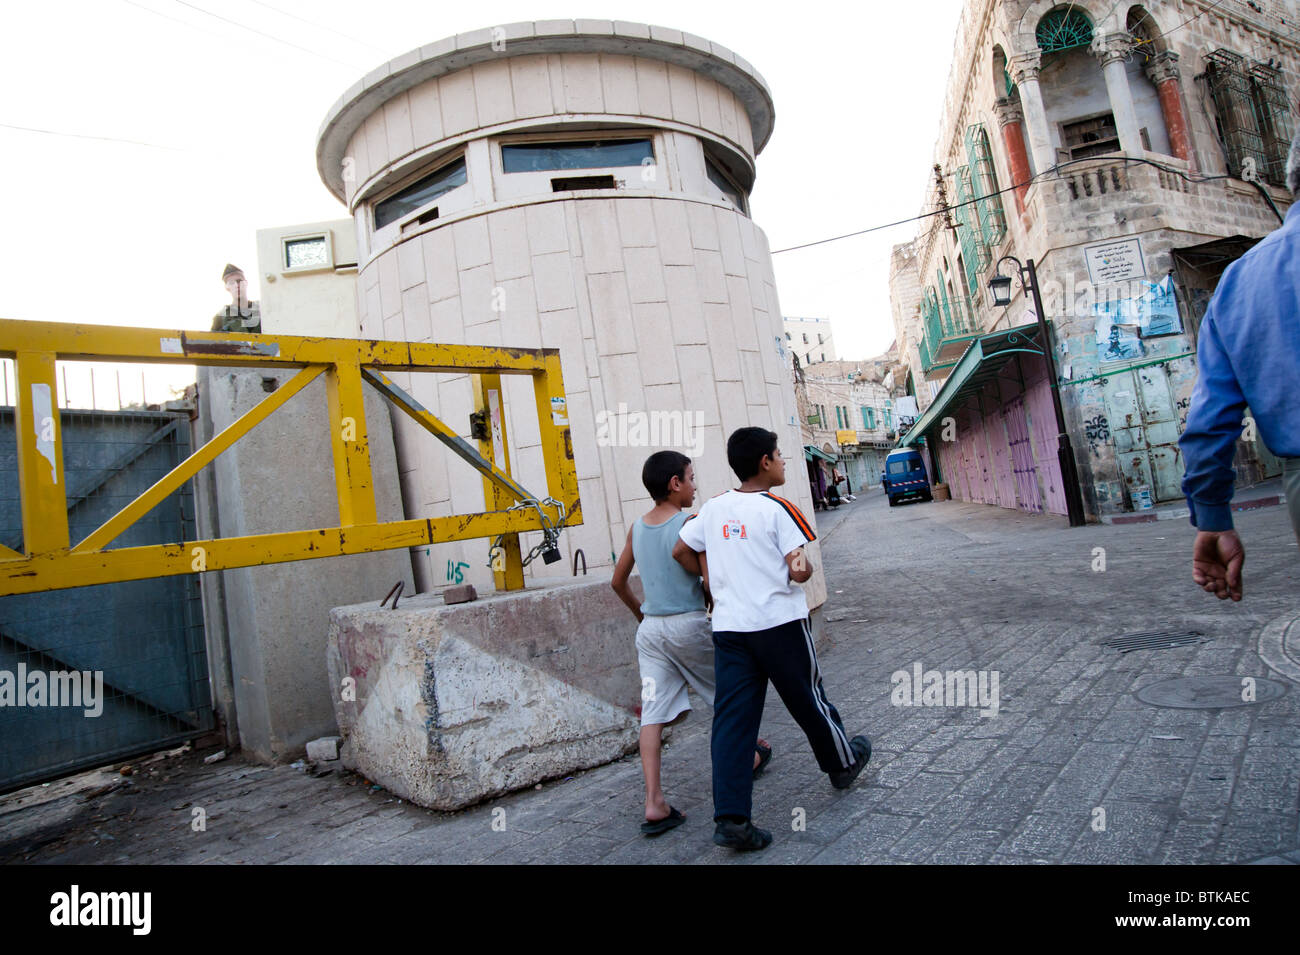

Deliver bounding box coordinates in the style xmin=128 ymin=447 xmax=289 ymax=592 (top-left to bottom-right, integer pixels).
xmin=222 ymin=264 xmax=244 ymax=280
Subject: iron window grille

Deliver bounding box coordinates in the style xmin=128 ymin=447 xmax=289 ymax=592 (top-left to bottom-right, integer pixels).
xmin=1248 ymin=61 xmax=1295 ymax=186
xmin=1205 ymin=49 xmax=1271 ymax=183
xmin=1037 ymin=7 xmax=1094 ymax=54
xmin=953 ymin=167 xmax=989 ymax=303
xmin=966 ymin=125 xmax=1008 ymax=247
xmin=947 ymin=125 xmax=1008 ymax=320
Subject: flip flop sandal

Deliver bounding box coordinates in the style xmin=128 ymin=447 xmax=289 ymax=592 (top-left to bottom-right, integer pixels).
xmin=753 ymin=742 xmax=773 ymax=779
xmin=640 ymin=806 xmax=685 ymax=837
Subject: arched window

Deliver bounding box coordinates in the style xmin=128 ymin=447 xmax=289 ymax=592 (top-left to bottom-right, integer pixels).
xmin=1126 ymin=6 xmax=1163 ymax=59
xmin=993 ymin=45 xmax=1013 ymax=98
xmin=1119 ymin=6 xmax=1175 ymax=156
xmin=1036 ymin=7 xmax=1093 ymax=54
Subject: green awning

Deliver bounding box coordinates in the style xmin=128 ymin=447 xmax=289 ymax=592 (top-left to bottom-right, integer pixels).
xmin=901 ymin=324 xmax=1048 ymax=447
xmin=804 ymin=445 xmax=837 ymax=464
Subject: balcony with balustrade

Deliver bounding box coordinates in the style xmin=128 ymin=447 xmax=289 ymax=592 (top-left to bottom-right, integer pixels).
xmin=918 ymin=283 xmax=981 ymax=380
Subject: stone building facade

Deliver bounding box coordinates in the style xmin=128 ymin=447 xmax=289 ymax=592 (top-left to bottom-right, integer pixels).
xmin=890 ymin=0 xmax=1295 ymax=519
xmin=783 ymin=315 xmax=838 ymax=368
xmin=315 ymin=21 xmax=824 ymax=606
xmin=795 ymin=356 xmax=902 ymax=498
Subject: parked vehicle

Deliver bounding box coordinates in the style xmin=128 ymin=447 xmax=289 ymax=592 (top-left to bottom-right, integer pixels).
xmin=882 ymin=448 xmax=931 ymax=507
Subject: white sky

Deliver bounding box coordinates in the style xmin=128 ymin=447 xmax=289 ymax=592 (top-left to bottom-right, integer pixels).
xmin=0 ymin=0 xmax=964 ymax=408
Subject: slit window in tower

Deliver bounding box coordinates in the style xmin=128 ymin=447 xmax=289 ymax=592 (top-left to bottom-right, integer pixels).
xmin=705 ymin=154 xmax=749 ymax=215
xmin=374 ymin=156 xmax=468 ymax=230
xmin=502 ymin=138 xmax=653 ymax=172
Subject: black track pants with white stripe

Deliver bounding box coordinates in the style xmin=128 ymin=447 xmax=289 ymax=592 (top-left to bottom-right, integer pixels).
xmin=712 ymin=617 xmax=855 ymax=821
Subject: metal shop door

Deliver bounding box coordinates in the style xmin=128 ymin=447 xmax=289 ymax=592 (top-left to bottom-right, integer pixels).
xmin=1002 ymin=395 xmax=1043 ymax=513
xmin=0 ymin=408 xmax=213 ymax=793
xmin=1102 ymin=366 xmax=1183 ymax=503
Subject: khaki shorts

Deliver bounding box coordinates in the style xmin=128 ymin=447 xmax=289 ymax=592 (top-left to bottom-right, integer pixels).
xmin=635 ymin=610 xmax=715 ymax=727
xmin=1284 ymin=458 xmax=1300 ymax=545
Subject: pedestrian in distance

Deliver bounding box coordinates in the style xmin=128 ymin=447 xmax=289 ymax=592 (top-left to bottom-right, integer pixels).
xmin=674 ymin=427 xmax=871 ymax=852
xmin=1179 ymin=128 xmax=1300 ymax=601
xmin=611 ymin=450 xmax=774 ymax=837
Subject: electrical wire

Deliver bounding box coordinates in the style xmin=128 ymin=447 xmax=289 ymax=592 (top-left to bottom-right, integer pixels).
xmin=118 ymin=0 xmax=230 ymax=38
xmin=1139 ymin=0 xmax=1230 ymax=46
xmin=168 ymin=0 xmax=366 ymax=69
xmin=774 ymin=0 xmax=1272 ymax=257
xmin=771 ymin=155 xmax=1239 ymax=255
xmin=245 ymin=0 xmax=389 ymax=54
xmin=0 ymin=121 xmax=184 ymax=150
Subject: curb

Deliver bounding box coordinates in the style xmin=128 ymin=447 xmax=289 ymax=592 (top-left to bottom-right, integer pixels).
xmin=1100 ymin=494 xmax=1285 ymax=525
xmin=1259 ymin=612 xmax=1300 ymax=685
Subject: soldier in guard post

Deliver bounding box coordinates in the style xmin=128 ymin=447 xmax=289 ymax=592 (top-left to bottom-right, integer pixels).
xmin=211 ymin=263 xmax=261 ymax=333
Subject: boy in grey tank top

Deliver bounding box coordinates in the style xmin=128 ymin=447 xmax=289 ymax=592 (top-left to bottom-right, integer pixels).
xmin=612 ymin=451 xmax=772 ymax=836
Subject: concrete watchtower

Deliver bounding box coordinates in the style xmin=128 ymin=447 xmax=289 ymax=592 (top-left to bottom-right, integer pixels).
xmin=317 ymin=20 xmax=822 ymax=603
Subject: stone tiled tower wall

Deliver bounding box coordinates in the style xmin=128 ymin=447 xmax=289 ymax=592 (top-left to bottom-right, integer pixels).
xmin=319 ymin=26 xmax=823 ymax=603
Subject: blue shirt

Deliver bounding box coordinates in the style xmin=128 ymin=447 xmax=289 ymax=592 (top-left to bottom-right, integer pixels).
xmin=1179 ymin=202 xmax=1300 ymax=531
xmin=631 ymin=513 xmax=705 ymax=616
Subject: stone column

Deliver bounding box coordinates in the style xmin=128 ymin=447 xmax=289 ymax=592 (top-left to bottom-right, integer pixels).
xmin=1092 ymin=32 xmax=1143 ymax=154
xmin=1009 ymin=51 xmax=1056 ymax=174
xmin=1146 ymin=51 xmax=1191 ymax=162
xmin=994 ymin=97 xmax=1031 ymax=213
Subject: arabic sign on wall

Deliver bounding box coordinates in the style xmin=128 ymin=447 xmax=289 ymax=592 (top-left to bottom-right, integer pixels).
xmin=1084 ymin=237 xmax=1147 ymax=284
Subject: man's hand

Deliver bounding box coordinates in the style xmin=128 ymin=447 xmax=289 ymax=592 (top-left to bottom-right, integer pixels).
xmin=1192 ymin=529 xmax=1245 ymax=601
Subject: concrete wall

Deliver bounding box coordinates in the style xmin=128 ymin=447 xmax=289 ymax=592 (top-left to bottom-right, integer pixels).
xmin=255 ymin=219 xmax=359 ymax=339
xmin=194 ymin=366 xmax=413 ymax=762
xmin=327 ymin=576 xmax=642 ymax=809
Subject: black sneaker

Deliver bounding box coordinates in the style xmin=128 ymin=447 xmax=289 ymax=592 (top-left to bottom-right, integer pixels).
xmin=829 ymin=735 xmax=872 ymax=790
xmin=713 ymin=819 xmax=773 ymax=851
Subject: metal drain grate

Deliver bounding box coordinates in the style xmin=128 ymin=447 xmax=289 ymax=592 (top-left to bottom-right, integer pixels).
xmin=1101 ymin=630 xmax=1208 ymax=653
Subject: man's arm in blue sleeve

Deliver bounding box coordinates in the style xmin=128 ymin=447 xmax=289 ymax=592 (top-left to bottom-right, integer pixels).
xmin=1178 ymin=310 xmax=1247 ymax=532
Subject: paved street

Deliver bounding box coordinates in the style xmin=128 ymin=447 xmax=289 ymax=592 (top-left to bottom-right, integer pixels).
xmin=3 ymin=489 xmax=1298 ymax=864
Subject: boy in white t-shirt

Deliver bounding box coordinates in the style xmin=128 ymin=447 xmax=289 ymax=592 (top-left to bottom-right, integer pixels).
xmin=675 ymin=427 xmax=871 ymax=851
xmin=611 ymin=451 xmax=773 ymax=837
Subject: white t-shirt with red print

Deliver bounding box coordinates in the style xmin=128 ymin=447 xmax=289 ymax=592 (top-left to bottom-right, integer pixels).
xmin=678 ymin=489 xmax=816 ymax=633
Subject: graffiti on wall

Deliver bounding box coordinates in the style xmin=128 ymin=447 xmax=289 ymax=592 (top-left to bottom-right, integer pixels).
xmin=1084 ymin=414 xmax=1111 ymax=455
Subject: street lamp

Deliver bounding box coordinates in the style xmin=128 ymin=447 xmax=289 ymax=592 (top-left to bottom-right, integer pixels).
xmin=988 ymin=255 xmax=1088 ymax=528
xmin=987 ymin=273 xmax=1014 ymax=307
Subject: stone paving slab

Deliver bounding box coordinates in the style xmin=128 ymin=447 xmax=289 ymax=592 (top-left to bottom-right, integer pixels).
xmin=1 ymin=493 xmax=1298 ymax=864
